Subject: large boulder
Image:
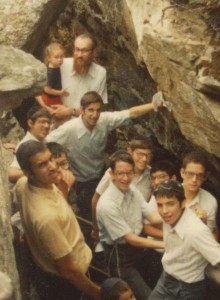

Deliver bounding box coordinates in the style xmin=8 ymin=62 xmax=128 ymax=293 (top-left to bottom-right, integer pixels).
xmin=0 ymin=45 xmax=46 ymax=113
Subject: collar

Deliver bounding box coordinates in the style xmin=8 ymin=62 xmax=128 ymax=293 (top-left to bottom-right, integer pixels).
xmin=76 ymin=115 xmax=91 ymax=139
xmin=186 ymin=189 xmax=201 ymax=207
xmin=166 ymin=207 xmax=189 ymax=240
xmin=26 ymin=131 xmax=41 ymax=141
xmin=109 ymin=181 xmax=134 ymax=206
xmin=72 ymin=61 xmax=96 ymax=78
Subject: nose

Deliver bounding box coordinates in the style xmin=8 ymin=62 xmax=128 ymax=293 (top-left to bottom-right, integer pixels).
xmin=48 ymin=159 xmax=57 ymax=170
xmin=162 ymin=205 xmax=168 ymax=215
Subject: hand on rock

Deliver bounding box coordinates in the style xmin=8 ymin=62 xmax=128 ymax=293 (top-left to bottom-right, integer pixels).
xmin=152 ymin=91 xmax=172 ymax=112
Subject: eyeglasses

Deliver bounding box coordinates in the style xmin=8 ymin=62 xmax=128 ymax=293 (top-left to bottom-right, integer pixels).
xmin=114 ymin=171 xmax=134 ymax=178
xmin=74 ymin=47 xmax=93 ymax=54
xmin=183 ymin=171 xmax=205 ymax=181
xmin=135 ymin=151 xmax=152 ymax=159
xmin=56 ymin=160 xmax=69 ymax=170
xmin=151 ymin=174 xmax=169 ymax=182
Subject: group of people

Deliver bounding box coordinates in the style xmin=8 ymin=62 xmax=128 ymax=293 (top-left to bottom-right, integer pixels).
xmin=4 ymin=32 xmax=220 ymax=300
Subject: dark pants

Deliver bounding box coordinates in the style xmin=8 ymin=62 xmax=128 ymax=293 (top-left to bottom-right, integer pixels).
xmin=75 ymin=178 xmax=101 ymax=248
xmin=141 ymin=249 xmax=163 ymax=289
xmin=104 ymin=243 xmax=151 ymax=300
xmin=34 ymin=265 xmax=82 ymax=300
xmin=149 ymin=271 xmax=207 ymax=300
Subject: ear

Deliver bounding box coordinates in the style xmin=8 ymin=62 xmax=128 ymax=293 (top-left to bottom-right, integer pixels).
xmin=27 ymin=119 xmax=33 ymax=129
xmin=80 ymin=106 xmax=84 ymax=114
xmin=180 ymin=168 xmax=184 ymax=179
xmin=127 ymin=147 xmax=132 ymax=155
xmin=109 ymin=169 xmax=114 ymax=178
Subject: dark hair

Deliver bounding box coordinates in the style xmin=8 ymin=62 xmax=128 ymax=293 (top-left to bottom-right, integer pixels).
xmin=150 ymin=160 xmax=176 ymax=178
xmin=80 ymin=91 xmax=104 ymax=110
xmin=16 ymin=140 xmax=47 ymax=172
xmin=109 ymin=151 xmax=134 ymax=171
xmin=154 ymin=180 xmax=185 ymax=202
xmin=101 ymin=278 xmax=131 ymax=300
xmin=182 ymin=151 xmax=208 ymax=173
xmin=46 ymin=142 xmax=67 ymax=158
xmin=129 ymin=136 xmax=152 ymax=151
xmin=27 ymin=105 xmax=51 ymax=123
xmin=75 ymin=33 xmax=97 ymax=49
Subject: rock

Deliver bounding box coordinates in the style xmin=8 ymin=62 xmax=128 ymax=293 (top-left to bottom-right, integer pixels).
xmin=0 ymin=0 xmax=69 ymax=55
xmin=0 ymin=45 xmax=46 ymax=113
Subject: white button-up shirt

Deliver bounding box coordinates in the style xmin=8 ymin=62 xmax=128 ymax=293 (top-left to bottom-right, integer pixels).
xmin=11 ymin=131 xmax=39 ymax=168
xmin=97 ymin=182 xmax=152 ymax=245
xmin=162 ymin=208 xmax=220 ymax=283
xmin=61 ymin=58 xmax=107 ymax=108
xmin=46 ymin=110 xmax=129 ymax=182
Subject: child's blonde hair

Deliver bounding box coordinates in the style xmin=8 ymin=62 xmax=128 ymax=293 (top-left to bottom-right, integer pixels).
xmin=44 ymin=42 xmax=65 ymax=65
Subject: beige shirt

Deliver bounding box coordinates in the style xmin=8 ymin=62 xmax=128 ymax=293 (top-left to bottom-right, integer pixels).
xmin=96 ymin=166 xmax=152 ymax=202
xmin=162 ymin=208 xmax=220 ymax=283
xmin=16 ymin=177 xmax=92 ymax=274
xmin=61 ymin=58 xmax=107 ymax=108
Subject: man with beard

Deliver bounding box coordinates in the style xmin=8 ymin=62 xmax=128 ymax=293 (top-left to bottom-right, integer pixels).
xmin=51 ymin=33 xmax=107 ymax=120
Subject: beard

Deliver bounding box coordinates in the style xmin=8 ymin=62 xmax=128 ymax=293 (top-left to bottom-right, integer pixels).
xmin=73 ymin=57 xmax=92 ymax=76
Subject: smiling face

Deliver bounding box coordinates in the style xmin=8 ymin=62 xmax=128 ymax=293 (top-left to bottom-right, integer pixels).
xmin=81 ymin=102 xmax=102 ymax=130
xmin=27 ymin=149 xmax=60 ymax=189
xmin=128 ymin=148 xmax=152 ymax=173
xmin=151 ymin=171 xmax=172 ymax=190
xmin=28 ymin=117 xmax=51 ymax=141
xmin=181 ymin=162 xmax=206 ymax=194
xmin=156 ymin=195 xmax=184 ymax=227
xmin=111 ymin=161 xmax=134 ymax=192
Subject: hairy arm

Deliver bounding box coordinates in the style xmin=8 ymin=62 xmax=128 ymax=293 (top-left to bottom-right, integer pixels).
xmin=124 ymin=232 xmax=164 ymax=249
xmin=143 ymin=224 xmax=163 ymax=239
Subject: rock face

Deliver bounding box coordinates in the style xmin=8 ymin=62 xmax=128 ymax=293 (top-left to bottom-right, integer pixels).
xmin=0 ymin=45 xmax=46 ymax=113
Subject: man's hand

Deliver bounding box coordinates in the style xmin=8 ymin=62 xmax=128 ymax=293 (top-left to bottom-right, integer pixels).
xmin=91 ymin=227 xmax=99 ymax=247
xmin=152 ymin=91 xmax=172 ymax=112
xmin=61 ymin=169 xmax=76 ymax=188
xmin=194 ymin=207 xmax=207 ymax=224
xmin=60 ymin=89 xmax=69 ymax=97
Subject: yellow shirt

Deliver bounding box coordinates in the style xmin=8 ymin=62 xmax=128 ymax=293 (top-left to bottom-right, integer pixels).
xmin=16 ymin=177 xmax=92 ymax=274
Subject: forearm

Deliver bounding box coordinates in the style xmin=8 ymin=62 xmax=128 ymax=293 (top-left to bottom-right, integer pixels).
xmin=91 ymin=192 xmax=100 ymax=230
xmin=44 ymin=86 xmax=63 ymax=96
xmin=124 ymin=232 xmax=164 ymax=249
xmin=56 ymin=258 xmax=100 ymax=299
xmin=143 ymin=224 xmax=163 ymax=239
xmin=129 ymin=103 xmax=154 ymax=118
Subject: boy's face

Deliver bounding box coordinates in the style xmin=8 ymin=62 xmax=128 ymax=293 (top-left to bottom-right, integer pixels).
xmin=81 ymin=102 xmax=102 ymax=130
xmin=28 ymin=117 xmax=51 ymax=141
xmin=151 ymin=171 xmax=172 ymax=190
xmin=54 ymin=152 xmax=69 ymax=170
xmin=181 ymin=162 xmax=206 ymax=193
xmin=27 ymin=149 xmax=60 ymax=188
xmin=48 ymin=49 xmax=64 ymax=68
xmin=111 ymin=161 xmax=134 ymax=192
xmin=119 ymin=288 xmax=136 ymax=300
xmin=129 ymin=148 xmax=152 ymax=173
xmin=156 ymin=195 xmax=184 ymax=227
